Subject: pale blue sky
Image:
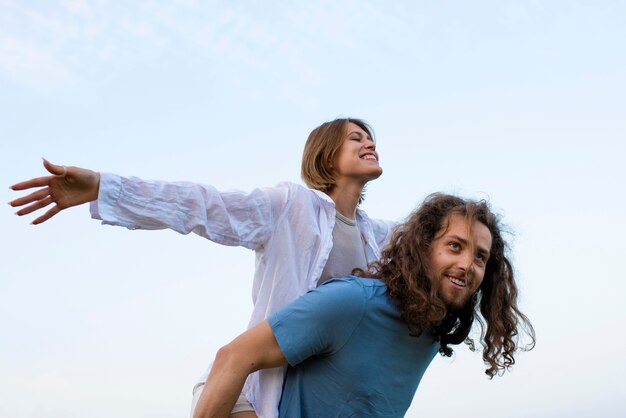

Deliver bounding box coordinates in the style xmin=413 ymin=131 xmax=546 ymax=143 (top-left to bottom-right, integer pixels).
xmin=2 ymin=1 xmax=625 ymax=417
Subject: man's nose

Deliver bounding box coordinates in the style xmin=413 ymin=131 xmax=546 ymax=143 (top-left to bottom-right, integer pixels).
xmin=457 ymin=253 xmax=474 ymax=274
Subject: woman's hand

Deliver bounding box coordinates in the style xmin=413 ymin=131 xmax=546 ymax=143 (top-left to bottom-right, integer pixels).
xmin=9 ymin=159 xmax=100 ymax=224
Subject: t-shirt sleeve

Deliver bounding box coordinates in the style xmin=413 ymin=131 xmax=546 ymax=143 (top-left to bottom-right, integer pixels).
xmin=268 ymin=278 xmax=367 ymax=366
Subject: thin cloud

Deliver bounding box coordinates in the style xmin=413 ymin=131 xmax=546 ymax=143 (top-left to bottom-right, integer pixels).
xmin=1 ymin=1 xmax=412 ymax=91
xmin=0 ymin=36 xmax=71 ymax=88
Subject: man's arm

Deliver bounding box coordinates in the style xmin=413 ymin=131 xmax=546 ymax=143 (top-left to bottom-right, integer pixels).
xmin=193 ymin=320 xmax=286 ymax=418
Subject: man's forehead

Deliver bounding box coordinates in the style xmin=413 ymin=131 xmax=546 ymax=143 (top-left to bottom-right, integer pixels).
xmin=440 ymin=214 xmax=492 ymax=252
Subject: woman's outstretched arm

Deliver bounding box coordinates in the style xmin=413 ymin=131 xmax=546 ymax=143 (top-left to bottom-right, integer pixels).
xmin=9 ymin=159 xmax=100 ymax=225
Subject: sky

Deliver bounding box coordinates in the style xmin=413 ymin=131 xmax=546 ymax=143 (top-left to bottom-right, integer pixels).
xmin=1 ymin=1 xmax=625 ymax=417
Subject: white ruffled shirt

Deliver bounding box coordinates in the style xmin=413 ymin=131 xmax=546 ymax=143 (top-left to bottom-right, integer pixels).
xmin=90 ymin=173 xmax=396 ymax=418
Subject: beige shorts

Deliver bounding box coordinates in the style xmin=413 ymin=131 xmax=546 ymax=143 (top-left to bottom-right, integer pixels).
xmin=190 ymin=383 xmax=255 ymax=417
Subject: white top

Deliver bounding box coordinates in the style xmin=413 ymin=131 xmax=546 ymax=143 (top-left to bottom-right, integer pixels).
xmin=90 ymin=173 xmax=397 ymax=418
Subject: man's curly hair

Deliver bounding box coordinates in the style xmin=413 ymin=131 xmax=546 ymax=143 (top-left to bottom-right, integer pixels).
xmin=357 ymin=193 xmax=535 ymax=378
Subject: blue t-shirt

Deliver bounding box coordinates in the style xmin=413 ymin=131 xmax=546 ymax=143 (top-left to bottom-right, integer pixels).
xmin=268 ymin=276 xmax=439 ymax=418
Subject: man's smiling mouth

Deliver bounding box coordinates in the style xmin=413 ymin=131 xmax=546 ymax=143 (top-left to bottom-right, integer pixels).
xmin=446 ymin=275 xmax=466 ymax=287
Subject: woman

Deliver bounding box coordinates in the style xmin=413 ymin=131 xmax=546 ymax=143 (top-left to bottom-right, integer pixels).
xmin=10 ymin=118 xmax=396 ymax=418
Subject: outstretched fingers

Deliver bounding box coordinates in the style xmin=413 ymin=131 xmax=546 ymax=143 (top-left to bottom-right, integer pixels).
xmin=10 ymin=175 xmax=53 ymax=191
xmin=9 ymin=187 xmax=51 ymax=209
xmin=9 ymin=159 xmax=65 ymax=191
xmin=15 ymin=195 xmax=54 ymax=216
xmin=32 ymin=205 xmax=62 ymax=225
xmin=9 ymin=159 xmax=75 ymax=224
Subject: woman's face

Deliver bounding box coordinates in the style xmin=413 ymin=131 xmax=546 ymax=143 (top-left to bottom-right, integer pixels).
xmin=331 ymin=122 xmax=383 ymax=186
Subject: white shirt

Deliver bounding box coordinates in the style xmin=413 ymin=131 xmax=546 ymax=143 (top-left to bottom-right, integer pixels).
xmin=90 ymin=173 xmax=397 ymax=418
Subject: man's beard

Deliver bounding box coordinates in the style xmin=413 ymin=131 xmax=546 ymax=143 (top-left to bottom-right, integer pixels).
xmin=439 ymin=287 xmax=475 ymax=314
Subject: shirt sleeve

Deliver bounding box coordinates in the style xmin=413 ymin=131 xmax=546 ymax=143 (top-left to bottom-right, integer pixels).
xmin=268 ymin=278 xmax=368 ymax=366
xmin=369 ymin=217 xmax=398 ymax=249
xmin=90 ymin=173 xmax=289 ymax=250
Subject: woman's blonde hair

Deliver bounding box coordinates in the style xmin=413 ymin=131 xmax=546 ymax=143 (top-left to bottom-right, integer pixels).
xmin=301 ymin=118 xmax=374 ymax=197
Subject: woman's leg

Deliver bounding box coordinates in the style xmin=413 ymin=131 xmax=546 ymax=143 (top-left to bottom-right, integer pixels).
xmin=231 ymin=412 xmax=258 ymax=418
xmin=190 ymin=383 xmax=258 ymax=418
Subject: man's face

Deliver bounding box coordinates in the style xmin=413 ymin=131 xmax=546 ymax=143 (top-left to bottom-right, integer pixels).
xmin=428 ymin=214 xmax=493 ymax=311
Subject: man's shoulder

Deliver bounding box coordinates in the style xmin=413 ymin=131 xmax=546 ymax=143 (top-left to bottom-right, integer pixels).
xmin=324 ymin=275 xmax=384 ymax=286
xmin=319 ymin=276 xmax=387 ymax=300
xmin=287 ymin=276 xmax=384 ymax=317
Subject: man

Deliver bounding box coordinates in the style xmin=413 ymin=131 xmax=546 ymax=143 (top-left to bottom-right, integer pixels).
xmin=194 ymin=193 xmax=535 ymax=418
